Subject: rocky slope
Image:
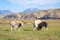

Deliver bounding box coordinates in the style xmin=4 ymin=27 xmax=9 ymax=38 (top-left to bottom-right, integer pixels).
xmin=0 ymin=8 xmax=60 ymax=20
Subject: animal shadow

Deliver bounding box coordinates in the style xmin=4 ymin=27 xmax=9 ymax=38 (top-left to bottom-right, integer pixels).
xmin=24 ymin=29 xmax=32 ymax=31
xmin=4 ymin=29 xmax=10 ymax=31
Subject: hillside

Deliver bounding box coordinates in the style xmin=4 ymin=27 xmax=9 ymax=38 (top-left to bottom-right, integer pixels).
xmin=1 ymin=8 xmax=60 ymax=20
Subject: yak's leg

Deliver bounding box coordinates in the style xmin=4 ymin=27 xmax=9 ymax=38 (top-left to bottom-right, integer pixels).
xmin=11 ymin=25 xmax=14 ymax=31
xmin=13 ymin=25 xmax=17 ymax=31
xmin=14 ymin=27 xmax=16 ymax=30
xmin=18 ymin=28 xmax=21 ymax=31
xmin=14 ymin=27 xmax=16 ymax=31
xmin=11 ymin=26 xmax=13 ymax=31
xmin=33 ymin=23 xmax=36 ymax=31
xmin=18 ymin=26 xmax=21 ymax=31
xmin=33 ymin=24 xmax=38 ymax=31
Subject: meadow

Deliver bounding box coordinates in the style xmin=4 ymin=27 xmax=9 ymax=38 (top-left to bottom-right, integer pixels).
xmin=0 ymin=19 xmax=60 ymax=40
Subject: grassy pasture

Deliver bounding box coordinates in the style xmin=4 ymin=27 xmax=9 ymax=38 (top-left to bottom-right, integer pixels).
xmin=0 ymin=20 xmax=60 ymax=40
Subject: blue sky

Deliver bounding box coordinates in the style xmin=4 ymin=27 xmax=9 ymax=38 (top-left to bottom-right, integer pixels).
xmin=0 ymin=0 xmax=60 ymax=12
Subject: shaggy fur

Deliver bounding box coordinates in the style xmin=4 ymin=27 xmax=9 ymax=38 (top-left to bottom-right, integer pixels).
xmin=10 ymin=21 xmax=23 ymax=31
xmin=37 ymin=22 xmax=48 ymax=30
xmin=33 ymin=22 xmax=48 ymax=30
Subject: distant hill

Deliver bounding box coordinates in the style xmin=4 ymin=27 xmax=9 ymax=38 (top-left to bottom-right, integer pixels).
xmin=0 ymin=8 xmax=60 ymax=20
xmin=23 ymin=8 xmax=40 ymax=13
xmin=21 ymin=9 xmax=60 ymax=19
xmin=0 ymin=10 xmax=14 ymax=14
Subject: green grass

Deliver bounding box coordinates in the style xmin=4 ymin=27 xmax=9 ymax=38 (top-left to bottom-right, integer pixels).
xmin=0 ymin=20 xmax=60 ymax=40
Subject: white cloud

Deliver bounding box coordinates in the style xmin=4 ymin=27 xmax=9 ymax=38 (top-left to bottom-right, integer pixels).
xmin=9 ymin=0 xmax=60 ymax=5
xmin=8 ymin=0 xmax=60 ymax=10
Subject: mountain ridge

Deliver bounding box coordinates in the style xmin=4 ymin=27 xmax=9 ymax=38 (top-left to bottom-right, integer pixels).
xmin=0 ymin=10 xmax=14 ymax=14
xmin=0 ymin=8 xmax=60 ymax=20
xmin=23 ymin=8 xmax=40 ymax=13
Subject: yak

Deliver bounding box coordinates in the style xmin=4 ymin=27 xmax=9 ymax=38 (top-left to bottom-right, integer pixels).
xmin=10 ymin=21 xmax=23 ymax=31
xmin=33 ymin=20 xmax=48 ymax=30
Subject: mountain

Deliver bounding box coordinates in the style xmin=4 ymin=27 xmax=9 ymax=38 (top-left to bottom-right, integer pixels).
xmin=23 ymin=8 xmax=40 ymax=13
xmin=0 ymin=10 xmax=14 ymax=14
xmin=1 ymin=8 xmax=60 ymax=20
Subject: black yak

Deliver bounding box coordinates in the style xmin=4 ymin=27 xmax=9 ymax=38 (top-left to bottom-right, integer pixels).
xmin=33 ymin=20 xmax=48 ymax=30
xmin=37 ymin=22 xmax=48 ymax=30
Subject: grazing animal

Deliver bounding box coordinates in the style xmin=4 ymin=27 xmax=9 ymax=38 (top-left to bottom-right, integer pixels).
xmin=10 ymin=21 xmax=23 ymax=31
xmin=37 ymin=22 xmax=48 ymax=30
xmin=33 ymin=20 xmax=48 ymax=30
